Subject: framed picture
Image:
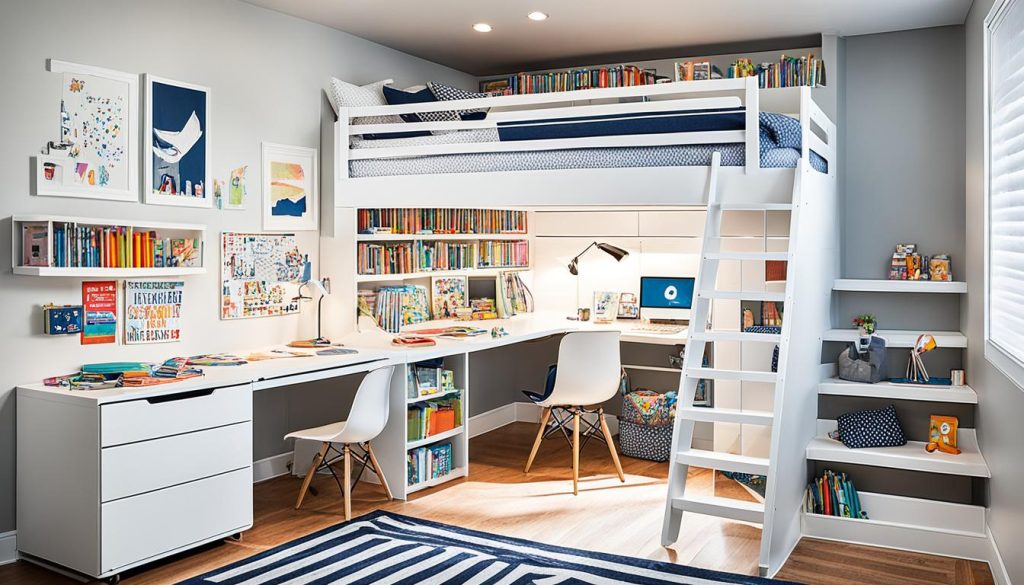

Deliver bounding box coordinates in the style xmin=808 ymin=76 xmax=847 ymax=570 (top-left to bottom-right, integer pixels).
xmin=35 ymin=60 xmax=139 ymax=202
xmin=262 ymin=143 xmax=318 ymax=231
xmin=431 ymin=276 xmax=467 ymax=320
xmin=617 ymin=292 xmax=639 ymax=319
xmin=593 ymin=291 xmax=620 ymax=324
xmin=144 ymin=75 xmax=211 ymax=207
xmin=124 ymin=280 xmax=184 ymax=344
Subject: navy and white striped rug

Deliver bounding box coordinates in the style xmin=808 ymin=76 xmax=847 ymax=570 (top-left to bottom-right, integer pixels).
xmin=180 ymin=511 xmax=793 ymax=585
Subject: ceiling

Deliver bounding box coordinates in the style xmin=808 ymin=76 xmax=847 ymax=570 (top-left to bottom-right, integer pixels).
xmin=245 ymin=0 xmax=973 ymax=76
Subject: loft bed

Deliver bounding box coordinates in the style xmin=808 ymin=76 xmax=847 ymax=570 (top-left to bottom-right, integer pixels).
xmin=324 ymin=77 xmax=837 ymax=208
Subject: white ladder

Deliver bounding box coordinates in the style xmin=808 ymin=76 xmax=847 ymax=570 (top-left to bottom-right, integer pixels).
xmin=661 ymin=153 xmax=802 ymax=549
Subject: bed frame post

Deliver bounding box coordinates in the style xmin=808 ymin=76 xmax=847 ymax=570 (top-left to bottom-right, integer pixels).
xmin=744 ymin=77 xmax=760 ymax=174
xmin=336 ymin=107 xmax=351 ymax=205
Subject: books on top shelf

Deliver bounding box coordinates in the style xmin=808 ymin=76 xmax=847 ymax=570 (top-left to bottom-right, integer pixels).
xmin=408 ymin=442 xmax=454 ymax=486
xmin=675 ymin=53 xmax=826 ymax=88
xmin=32 ymin=221 xmax=200 ymax=269
xmin=358 ymin=208 xmax=528 ymax=235
xmin=487 ymin=65 xmax=659 ymax=96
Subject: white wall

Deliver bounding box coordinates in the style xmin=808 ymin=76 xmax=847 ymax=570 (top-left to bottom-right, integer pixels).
xmin=0 ymin=0 xmax=475 ymax=534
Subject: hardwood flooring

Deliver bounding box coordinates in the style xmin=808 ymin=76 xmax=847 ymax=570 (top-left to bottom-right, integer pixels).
xmin=0 ymin=423 xmax=994 ymax=584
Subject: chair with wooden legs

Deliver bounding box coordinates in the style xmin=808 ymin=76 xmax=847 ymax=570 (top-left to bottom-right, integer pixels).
xmin=523 ymin=331 xmax=625 ymax=495
xmin=284 ymin=366 xmax=395 ymax=520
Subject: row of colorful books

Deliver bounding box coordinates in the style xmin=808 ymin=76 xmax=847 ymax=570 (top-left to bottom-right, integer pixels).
xmin=358 ymin=208 xmax=528 ymax=235
xmin=372 ymin=285 xmax=430 ymax=333
xmin=803 ymin=470 xmax=867 ymax=519
xmin=408 ymin=365 xmax=457 ymax=399
xmin=357 ymin=240 xmax=529 ymax=275
xmin=407 ymin=394 xmax=462 ymax=441
xmin=488 ymin=65 xmax=659 ymax=96
xmin=675 ymin=53 xmax=826 ymax=88
xmin=24 ymin=222 xmax=200 ymax=269
xmin=407 ymin=442 xmax=454 ymax=486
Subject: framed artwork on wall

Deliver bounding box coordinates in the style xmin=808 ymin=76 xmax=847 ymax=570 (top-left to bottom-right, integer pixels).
xmin=144 ymin=75 xmax=211 ymax=207
xmin=262 ymin=142 xmax=318 ymax=231
xmin=34 ymin=60 xmax=139 ymax=202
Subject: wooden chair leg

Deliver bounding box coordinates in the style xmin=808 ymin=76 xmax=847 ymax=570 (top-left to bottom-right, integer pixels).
xmin=296 ymin=442 xmax=329 ymax=510
xmin=343 ymin=445 xmax=352 ymax=521
xmin=572 ymin=410 xmax=580 ymax=496
xmin=599 ymin=408 xmax=625 ymax=482
xmin=366 ymin=441 xmax=393 ymax=501
xmin=525 ymin=406 xmax=552 ymax=473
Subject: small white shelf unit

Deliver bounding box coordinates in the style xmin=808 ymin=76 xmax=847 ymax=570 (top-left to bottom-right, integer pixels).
xmin=833 ymin=279 xmax=967 ymax=294
xmin=403 ymin=353 xmax=469 ymax=497
xmin=12 ymin=214 xmax=206 ymax=277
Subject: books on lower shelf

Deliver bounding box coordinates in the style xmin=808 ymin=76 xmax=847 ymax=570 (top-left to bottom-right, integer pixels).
xmin=357 ymin=240 xmax=529 ymax=275
xmin=371 ymin=285 xmax=430 ymax=333
xmin=407 ymin=392 xmax=463 ymax=442
xmin=33 ymin=221 xmax=200 ymax=269
xmin=407 ymin=442 xmax=454 ymax=486
xmin=477 ymin=240 xmax=529 ymax=269
xmin=803 ymin=469 xmax=867 ymax=519
xmin=358 ymin=208 xmax=528 ymax=235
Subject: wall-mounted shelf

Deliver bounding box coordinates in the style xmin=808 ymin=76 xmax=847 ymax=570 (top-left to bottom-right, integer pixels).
xmin=14 ymin=266 xmax=206 ymax=278
xmin=357 ymin=267 xmax=528 ymax=283
xmin=357 ymin=233 xmax=527 ymax=242
xmin=821 ymin=329 xmax=967 ymax=348
xmin=833 ymin=279 xmax=967 ymax=294
xmin=818 ymin=378 xmax=977 ymax=404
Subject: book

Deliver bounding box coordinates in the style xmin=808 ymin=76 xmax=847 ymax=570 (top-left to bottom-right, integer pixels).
xmin=22 ymin=223 xmax=49 ymax=266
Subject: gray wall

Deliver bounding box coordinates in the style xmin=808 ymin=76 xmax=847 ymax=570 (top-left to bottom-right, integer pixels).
xmin=0 ymin=0 xmax=475 ymax=535
xmin=965 ymin=0 xmax=1024 ymax=582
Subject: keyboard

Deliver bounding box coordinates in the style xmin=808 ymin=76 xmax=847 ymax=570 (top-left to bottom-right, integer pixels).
xmin=629 ymin=324 xmax=686 ymax=335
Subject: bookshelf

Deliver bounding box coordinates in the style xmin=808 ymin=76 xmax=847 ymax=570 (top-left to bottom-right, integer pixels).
xmin=12 ymin=214 xmax=206 ymax=277
xmin=405 ymin=354 xmax=469 ymax=494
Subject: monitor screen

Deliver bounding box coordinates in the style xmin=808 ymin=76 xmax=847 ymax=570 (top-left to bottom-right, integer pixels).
xmin=640 ymin=277 xmax=695 ymax=310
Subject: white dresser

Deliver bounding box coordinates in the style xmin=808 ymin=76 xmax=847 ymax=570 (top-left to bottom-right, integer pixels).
xmin=16 ymin=382 xmax=254 ymax=582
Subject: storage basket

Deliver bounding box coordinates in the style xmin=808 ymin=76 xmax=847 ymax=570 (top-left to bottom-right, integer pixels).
xmin=619 ymin=389 xmax=677 ymax=462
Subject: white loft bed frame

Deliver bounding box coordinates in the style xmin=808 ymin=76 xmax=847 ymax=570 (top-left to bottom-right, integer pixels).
xmin=323 ymin=77 xmax=836 ymax=208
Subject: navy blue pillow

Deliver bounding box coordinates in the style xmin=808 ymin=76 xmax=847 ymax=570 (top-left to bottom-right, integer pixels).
xmin=382 ymin=85 xmax=435 ymax=124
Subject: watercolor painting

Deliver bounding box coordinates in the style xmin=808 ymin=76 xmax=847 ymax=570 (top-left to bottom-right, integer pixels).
xmin=144 ymin=75 xmax=211 ymax=207
xmin=35 ymin=60 xmax=138 ymax=202
xmin=262 ymin=143 xmax=317 ymax=231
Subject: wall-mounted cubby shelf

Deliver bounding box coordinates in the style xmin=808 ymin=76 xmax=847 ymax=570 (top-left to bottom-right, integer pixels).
xmin=833 ymin=279 xmax=967 ymax=294
xmin=822 ymin=329 xmax=967 ymax=348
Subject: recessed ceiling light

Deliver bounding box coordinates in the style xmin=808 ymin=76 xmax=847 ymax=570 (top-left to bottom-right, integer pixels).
xmin=473 ymin=23 xmax=493 ymax=33
xmin=527 ymin=11 xmax=548 ymax=21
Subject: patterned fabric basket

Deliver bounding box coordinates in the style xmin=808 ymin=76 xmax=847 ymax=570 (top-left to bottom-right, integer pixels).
xmin=619 ymin=390 xmax=677 ymax=462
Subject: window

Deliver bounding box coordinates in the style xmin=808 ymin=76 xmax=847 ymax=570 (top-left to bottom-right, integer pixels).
xmin=986 ymin=0 xmax=1024 ymax=388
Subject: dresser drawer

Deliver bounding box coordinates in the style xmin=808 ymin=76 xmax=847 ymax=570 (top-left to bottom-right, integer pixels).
xmin=100 ymin=384 xmax=251 ymax=447
xmin=101 ymin=467 xmax=252 ymax=573
xmin=101 ymin=422 xmax=252 ymax=502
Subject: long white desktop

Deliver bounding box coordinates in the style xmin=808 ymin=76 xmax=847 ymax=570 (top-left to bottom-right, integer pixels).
xmin=15 ymin=311 xmax=686 ymax=582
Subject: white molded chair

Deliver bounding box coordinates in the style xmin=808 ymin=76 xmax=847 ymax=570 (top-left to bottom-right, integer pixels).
xmin=524 ymin=331 xmax=625 ymax=495
xmin=285 ymin=366 xmax=395 ymax=519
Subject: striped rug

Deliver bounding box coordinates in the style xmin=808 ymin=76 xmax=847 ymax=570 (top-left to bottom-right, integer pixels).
xmin=180 ymin=511 xmax=793 ymax=585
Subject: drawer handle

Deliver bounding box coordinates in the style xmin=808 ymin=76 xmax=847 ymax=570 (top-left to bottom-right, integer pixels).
xmin=146 ymin=388 xmax=216 ymax=404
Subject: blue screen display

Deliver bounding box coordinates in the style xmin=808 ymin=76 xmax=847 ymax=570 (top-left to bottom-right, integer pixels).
xmin=640 ymin=277 xmax=695 ymax=309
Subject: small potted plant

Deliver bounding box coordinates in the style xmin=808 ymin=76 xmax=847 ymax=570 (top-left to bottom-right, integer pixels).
xmin=853 ymin=314 xmax=877 ymax=336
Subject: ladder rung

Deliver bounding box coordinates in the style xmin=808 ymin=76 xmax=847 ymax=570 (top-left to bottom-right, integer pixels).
xmin=676 ymin=448 xmax=770 ymax=475
xmin=703 ymin=252 xmax=789 ymax=262
xmin=671 ymin=494 xmax=765 ymax=524
xmin=685 ymin=367 xmax=778 ymax=384
xmin=698 ymin=290 xmax=786 ymax=302
xmin=717 ymin=203 xmax=794 ymax=211
xmin=677 ymin=406 xmax=773 ymax=425
xmin=690 ymin=331 xmax=782 ymax=343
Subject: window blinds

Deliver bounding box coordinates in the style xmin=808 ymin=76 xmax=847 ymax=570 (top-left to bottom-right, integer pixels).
xmin=989 ymin=0 xmax=1024 ymax=366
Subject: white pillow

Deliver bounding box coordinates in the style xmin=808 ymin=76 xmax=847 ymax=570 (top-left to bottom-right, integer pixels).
xmin=327 ymin=78 xmax=403 ymax=126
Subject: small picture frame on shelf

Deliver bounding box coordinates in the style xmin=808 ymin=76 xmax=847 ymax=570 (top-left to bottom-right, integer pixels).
xmin=617 ymin=292 xmax=639 ymax=319
xmin=593 ymin=291 xmax=620 ymax=324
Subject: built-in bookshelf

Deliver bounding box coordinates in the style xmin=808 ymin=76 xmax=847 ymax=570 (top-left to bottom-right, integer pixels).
xmin=12 ymin=215 xmax=206 ymax=277
xmin=405 ymin=354 xmax=469 ymax=494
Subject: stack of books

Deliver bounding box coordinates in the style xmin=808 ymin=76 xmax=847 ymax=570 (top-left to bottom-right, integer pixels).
xmin=373 ymin=285 xmax=430 ymax=332
xmin=358 ymin=208 xmax=528 ymax=235
xmin=407 ymin=442 xmax=454 ymax=486
xmin=751 ymin=53 xmax=826 ymax=88
xmin=31 ymin=221 xmax=201 ymax=269
xmin=358 ymin=241 xmax=478 ymax=275
xmin=476 ymin=240 xmax=529 ymax=269
xmin=803 ymin=470 xmax=867 ymax=519
xmin=407 ymin=393 xmax=462 ymax=441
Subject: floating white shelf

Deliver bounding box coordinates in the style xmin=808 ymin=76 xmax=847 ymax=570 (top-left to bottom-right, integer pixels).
xmin=14 ymin=266 xmax=206 ymax=277
xmin=406 ymin=388 xmax=462 ymax=405
xmin=833 ymin=279 xmax=967 ymax=294
xmin=818 ymin=378 xmax=977 ymax=404
xmin=357 ymin=233 xmax=527 ymax=242
xmin=406 ymin=466 xmax=467 ymax=494
xmin=822 ymin=329 xmax=967 ymax=348
xmin=807 ymin=421 xmax=990 ymax=478
xmin=802 ymin=492 xmax=991 ymax=561
xmin=407 ymin=426 xmax=465 ymax=450
xmin=357 ymin=267 xmax=528 ymax=282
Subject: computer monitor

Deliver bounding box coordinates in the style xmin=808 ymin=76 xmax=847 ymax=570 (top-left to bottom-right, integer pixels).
xmin=640 ymin=276 xmax=695 ymax=321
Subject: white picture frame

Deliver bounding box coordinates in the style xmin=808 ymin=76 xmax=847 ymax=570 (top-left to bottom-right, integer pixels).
xmin=261 ymin=142 xmax=318 ymax=231
xmin=34 ymin=60 xmax=139 ymax=202
xmin=144 ymin=74 xmax=212 ymax=208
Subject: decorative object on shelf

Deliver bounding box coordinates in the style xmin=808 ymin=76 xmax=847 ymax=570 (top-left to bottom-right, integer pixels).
xmin=951 ymin=369 xmax=966 ymax=386
xmin=220 ymin=232 xmax=304 ymax=320
xmin=490 ymin=326 xmax=508 ymax=338
xmin=22 ymin=223 xmax=49 ymax=266
xmin=852 ymin=313 xmax=877 ymax=336
xmin=35 ymin=60 xmax=139 ymax=202
xmin=81 ymin=281 xmax=117 ymax=345
xmin=906 ymin=334 xmax=938 ymax=383
xmin=926 ymin=415 xmax=961 ymax=455
xmin=929 ymin=255 xmax=952 ymax=281
xmin=43 ymin=304 xmax=83 ymax=335
xmin=835 ymin=404 xmax=907 ymax=449
xmin=617 ymin=292 xmax=639 ymax=319
xmin=803 ymin=470 xmax=867 ymax=519
xmin=289 ymin=275 xmax=333 ymax=347
xmin=261 ymin=143 xmax=318 ymax=231
xmin=566 ymin=241 xmax=629 ymax=320
xmin=742 ymin=308 xmax=755 ymax=329
xmin=227 ymin=165 xmax=248 ymax=209
xmin=837 ymin=334 xmax=887 ymax=384
xmin=592 ymin=291 xmax=620 ymax=324
xmin=430 ymin=276 xmax=467 ymax=320
xmin=144 ymin=75 xmax=210 ymax=207
xmin=123 ymin=280 xmax=184 ymax=344
xmin=888 ymin=244 xmax=952 ymax=281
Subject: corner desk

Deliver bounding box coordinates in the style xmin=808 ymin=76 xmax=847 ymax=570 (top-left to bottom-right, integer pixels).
xmin=15 ymin=312 xmax=686 ymax=582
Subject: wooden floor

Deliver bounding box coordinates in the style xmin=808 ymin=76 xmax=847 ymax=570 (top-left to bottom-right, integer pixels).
xmin=1 ymin=423 xmax=994 ymax=585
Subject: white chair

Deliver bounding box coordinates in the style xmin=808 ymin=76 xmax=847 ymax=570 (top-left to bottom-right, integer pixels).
xmin=285 ymin=366 xmax=395 ymax=520
xmin=523 ymin=331 xmax=625 ymax=495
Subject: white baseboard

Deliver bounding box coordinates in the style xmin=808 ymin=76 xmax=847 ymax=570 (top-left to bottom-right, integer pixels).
xmin=987 ymin=527 xmax=1011 ymax=585
xmin=0 ymin=530 xmax=17 ymax=566
xmin=253 ymin=452 xmax=293 ymax=483
xmin=468 ymin=403 xmax=519 ymax=438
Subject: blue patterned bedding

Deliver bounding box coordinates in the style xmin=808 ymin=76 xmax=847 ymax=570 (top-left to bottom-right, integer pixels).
xmin=349 ymin=112 xmax=827 ymax=177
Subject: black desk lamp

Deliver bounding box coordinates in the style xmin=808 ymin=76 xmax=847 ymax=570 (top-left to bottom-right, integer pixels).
xmin=567 ymin=242 xmax=629 ymax=320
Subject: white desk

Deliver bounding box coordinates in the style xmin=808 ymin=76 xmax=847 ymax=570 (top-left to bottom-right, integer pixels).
xmin=15 ymin=312 xmax=685 ymax=582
